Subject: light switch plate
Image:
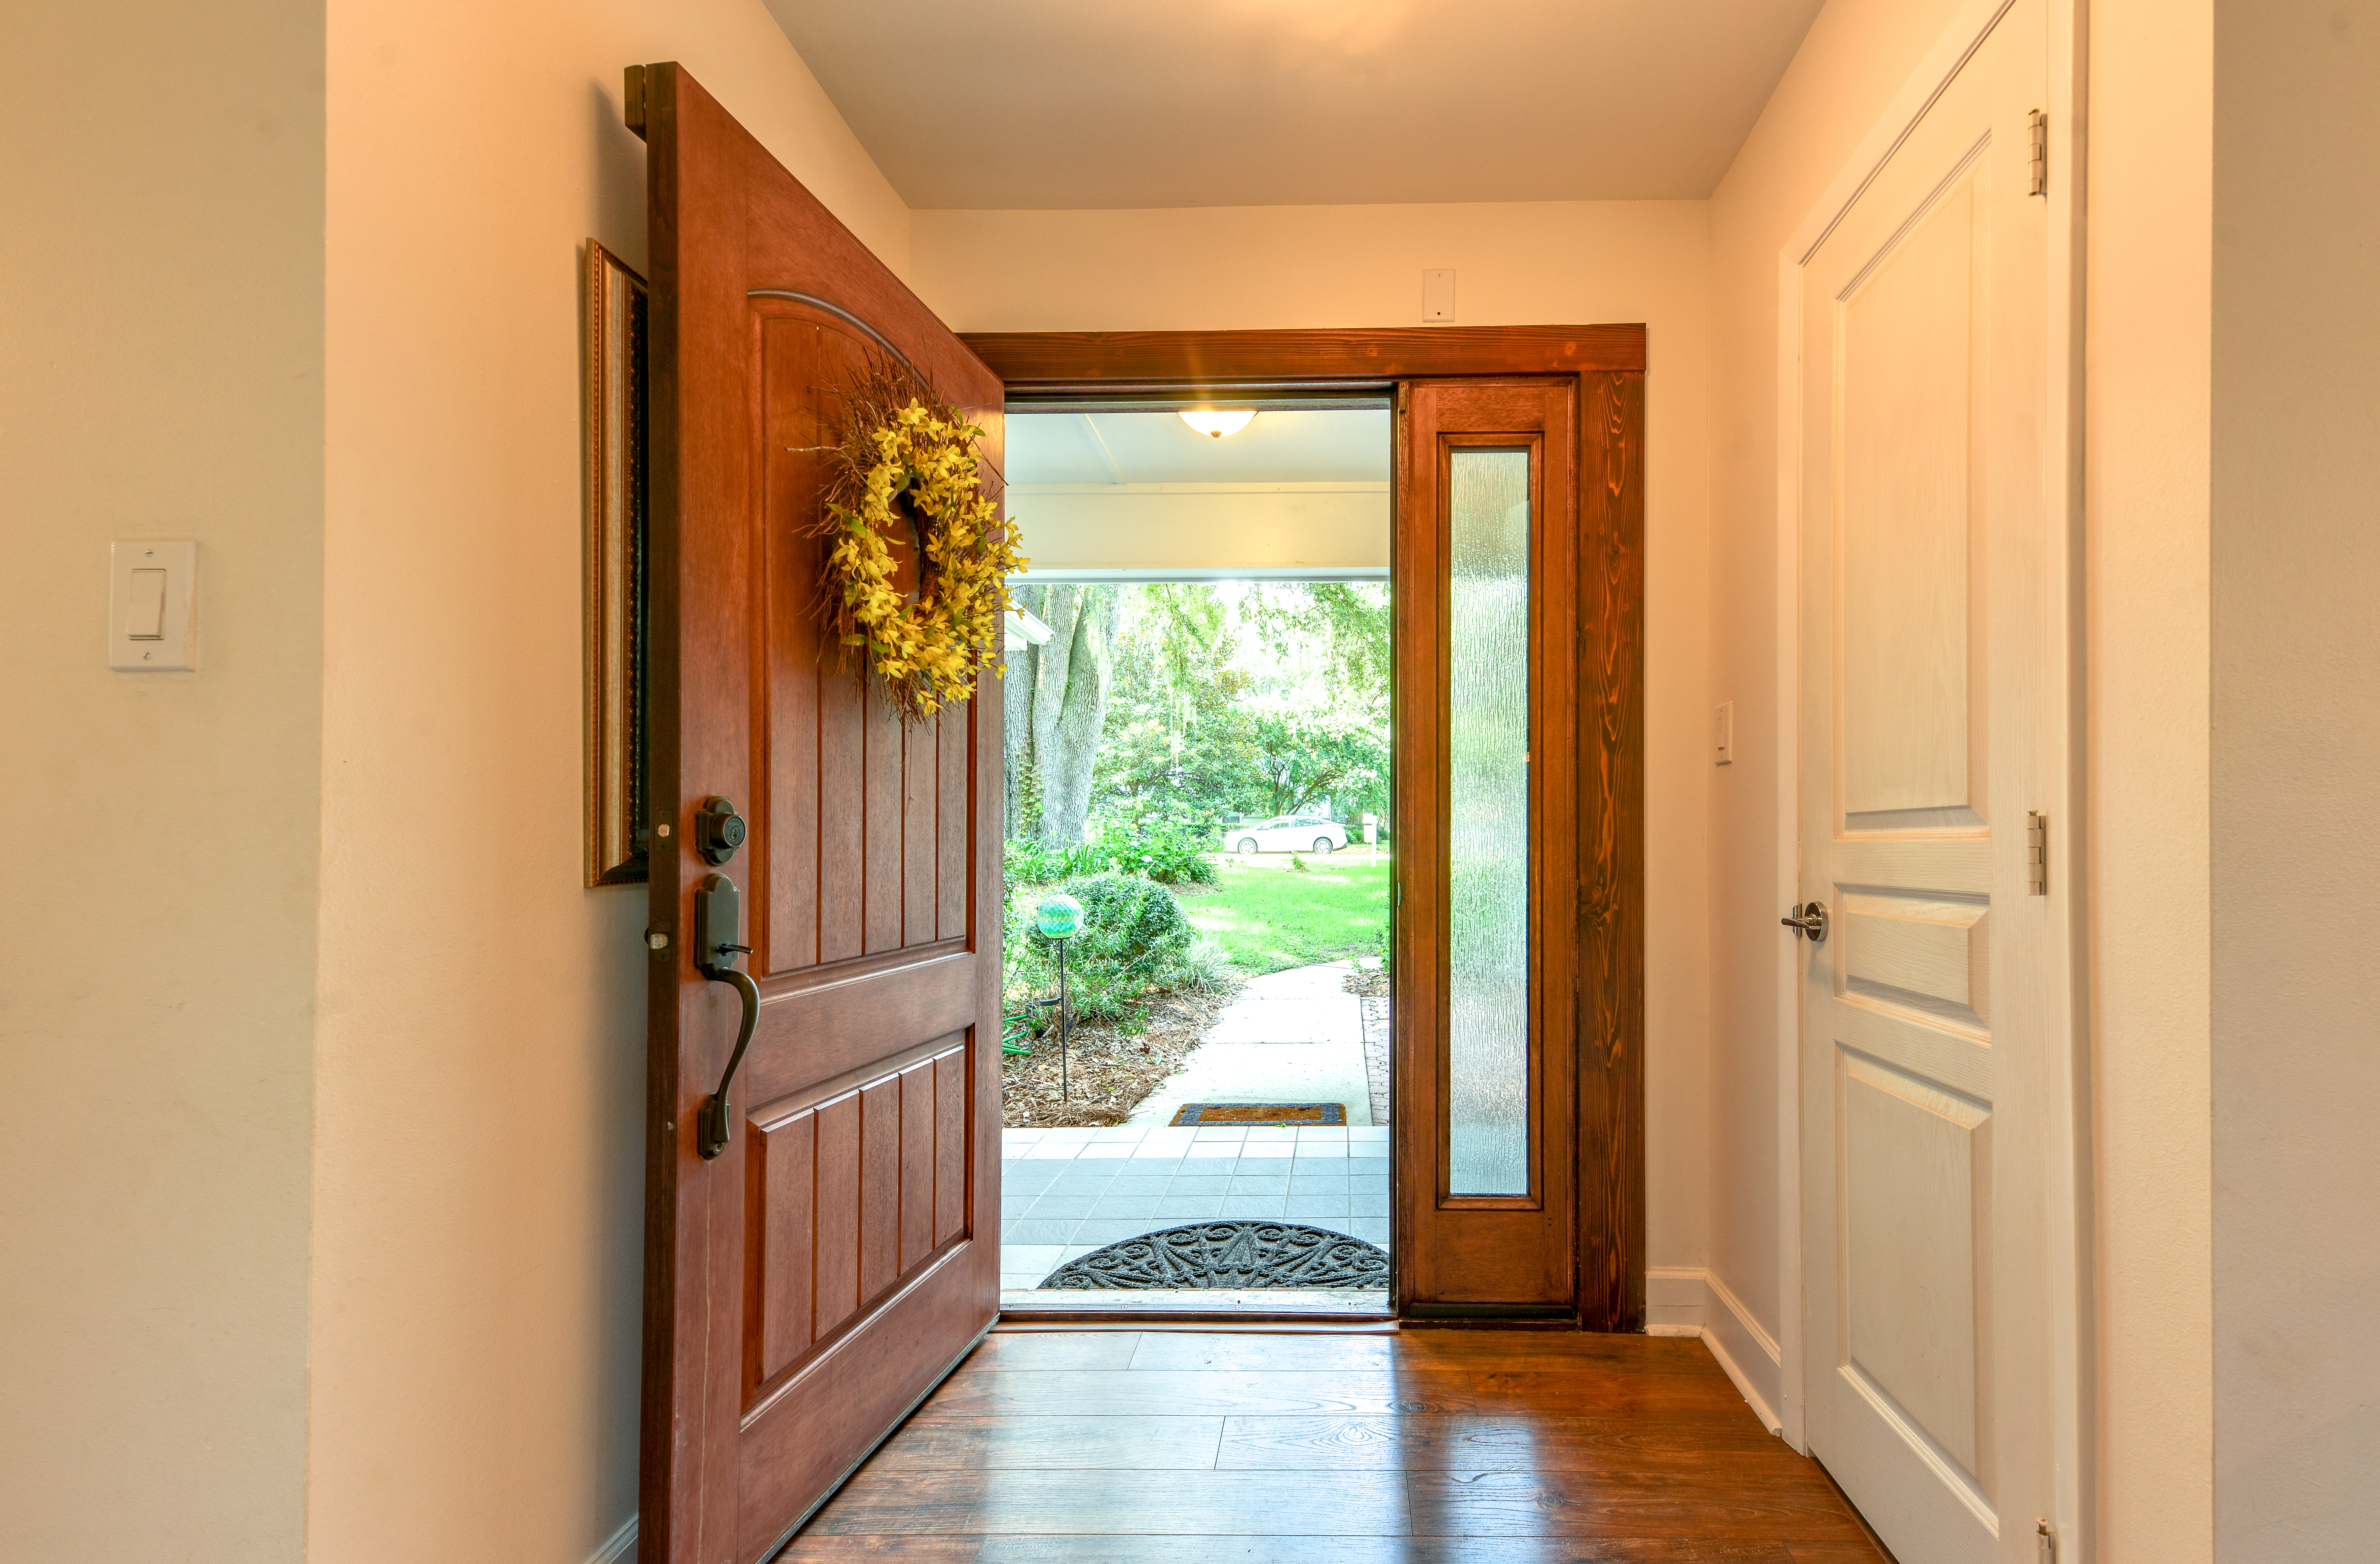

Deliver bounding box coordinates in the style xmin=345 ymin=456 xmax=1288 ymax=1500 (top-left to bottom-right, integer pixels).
xmin=1422 ymin=268 xmax=1455 ymax=323
xmin=110 ymin=541 xmax=197 ymax=671
xmin=1714 ymin=701 xmax=1734 ymax=765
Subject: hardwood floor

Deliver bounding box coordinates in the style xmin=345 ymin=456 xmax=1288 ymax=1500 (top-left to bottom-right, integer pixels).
xmin=779 ymin=1329 xmax=1890 ymax=1563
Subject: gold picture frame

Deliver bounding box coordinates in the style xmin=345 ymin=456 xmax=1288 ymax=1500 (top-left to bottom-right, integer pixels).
xmin=583 ymin=238 xmax=648 ymax=887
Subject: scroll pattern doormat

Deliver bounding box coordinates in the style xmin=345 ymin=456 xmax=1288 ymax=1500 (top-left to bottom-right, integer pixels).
xmin=1040 ymin=1221 xmax=1389 ymax=1290
xmin=1168 ymin=1102 xmax=1347 ymax=1126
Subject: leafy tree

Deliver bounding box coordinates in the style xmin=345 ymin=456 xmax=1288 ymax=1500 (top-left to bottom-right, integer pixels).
xmin=1249 ymin=709 xmax=1389 ymax=820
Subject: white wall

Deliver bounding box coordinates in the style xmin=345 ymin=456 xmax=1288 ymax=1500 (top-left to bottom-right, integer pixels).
xmin=315 ymin=5 xmax=904 ymax=1563
xmin=1701 ymin=0 xmax=1971 ymax=1422
xmin=0 ymin=4 xmax=326 ymax=1560
xmin=915 ymin=200 xmax=1716 ymax=1281
xmin=2208 ymin=2 xmax=2380 ymax=1557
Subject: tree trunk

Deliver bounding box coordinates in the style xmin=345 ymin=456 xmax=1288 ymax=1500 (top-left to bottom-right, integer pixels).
xmin=1002 ymin=585 xmax=1041 ymax=838
xmin=1028 ymin=584 xmax=1118 ymax=845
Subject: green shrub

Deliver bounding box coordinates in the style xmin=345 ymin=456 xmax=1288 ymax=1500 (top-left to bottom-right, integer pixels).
xmin=1003 ymin=835 xmax=1108 ymax=886
xmin=1088 ymin=815 xmax=1218 ymax=885
xmin=1002 ymin=871 xmax=1217 ymax=1025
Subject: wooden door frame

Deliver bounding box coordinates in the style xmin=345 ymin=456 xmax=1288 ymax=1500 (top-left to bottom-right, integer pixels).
xmin=962 ymin=326 xmax=1647 ymax=1330
xmin=1772 ymin=0 xmax=2088 ymax=1526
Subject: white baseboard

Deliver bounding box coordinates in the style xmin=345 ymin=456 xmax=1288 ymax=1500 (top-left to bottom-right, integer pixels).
xmin=1641 ymin=1267 xmax=1785 ymax=1436
xmin=587 ymin=1516 xmax=636 ymax=1564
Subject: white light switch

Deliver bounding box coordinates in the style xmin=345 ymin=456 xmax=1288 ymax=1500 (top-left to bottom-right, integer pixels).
xmin=110 ymin=541 xmax=197 ymax=671
xmin=128 ymin=569 xmax=168 ymax=638
xmin=1422 ymin=268 xmax=1456 ymax=323
xmin=1714 ymin=701 xmax=1735 ymax=766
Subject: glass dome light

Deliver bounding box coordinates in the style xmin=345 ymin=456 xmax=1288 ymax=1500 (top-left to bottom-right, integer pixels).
xmin=1178 ymin=408 xmax=1256 ymax=439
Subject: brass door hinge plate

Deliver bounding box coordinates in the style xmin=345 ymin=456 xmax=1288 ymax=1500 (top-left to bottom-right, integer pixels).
xmin=624 ymin=64 xmax=649 ymax=140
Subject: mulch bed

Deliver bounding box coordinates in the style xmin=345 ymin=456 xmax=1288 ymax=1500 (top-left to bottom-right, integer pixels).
xmin=1344 ymin=966 xmax=1388 ymax=999
xmin=1000 ymin=981 xmax=1241 ymax=1128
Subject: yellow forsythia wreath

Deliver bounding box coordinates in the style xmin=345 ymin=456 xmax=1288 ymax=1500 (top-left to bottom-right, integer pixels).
xmin=815 ymin=361 xmax=1027 ymax=720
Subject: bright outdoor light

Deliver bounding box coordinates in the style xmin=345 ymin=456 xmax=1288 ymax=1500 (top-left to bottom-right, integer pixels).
xmin=1179 ymin=408 xmax=1256 ymax=439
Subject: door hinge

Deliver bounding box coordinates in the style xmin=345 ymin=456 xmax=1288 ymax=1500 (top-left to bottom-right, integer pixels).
xmin=2027 ymin=110 xmax=2048 ymax=196
xmin=2036 ymin=1518 xmax=2057 ymax=1564
xmin=2026 ymin=812 xmax=2049 ymax=896
xmin=624 ymin=65 xmax=649 ymax=140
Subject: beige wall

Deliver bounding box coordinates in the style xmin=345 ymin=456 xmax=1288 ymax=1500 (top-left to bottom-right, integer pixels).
xmin=915 ymin=199 xmax=1716 ymax=1278
xmin=314 ymin=4 xmax=904 ymax=1561
xmin=2208 ymin=2 xmax=2380 ymax=1557
xmin=1701 ymin=0 xmax=1970 ymax=1418
xmin=0 ymin=3 xmax=326 ymax=1560
xmin=2087 ymin=1 xmax=2218 ymax=1556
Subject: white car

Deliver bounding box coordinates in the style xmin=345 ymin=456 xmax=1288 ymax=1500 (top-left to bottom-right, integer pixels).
xmin=1227 ymin=815 xmax=1349 ymax=855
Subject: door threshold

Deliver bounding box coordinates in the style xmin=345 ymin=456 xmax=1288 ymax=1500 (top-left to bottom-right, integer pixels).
xmin=999 ymin=1286 xmax=1391 ymax=1326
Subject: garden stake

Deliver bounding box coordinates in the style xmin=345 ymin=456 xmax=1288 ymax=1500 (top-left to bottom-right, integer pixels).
xmin=1030 ymin=892 xmax=1086 ymax=1105
xmin=1056 ymin=938 xmax=1070 ymax=1100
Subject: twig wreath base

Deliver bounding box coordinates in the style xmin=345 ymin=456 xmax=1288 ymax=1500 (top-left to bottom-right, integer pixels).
xmin=814 ymin=358 xmax=1025 ymax=720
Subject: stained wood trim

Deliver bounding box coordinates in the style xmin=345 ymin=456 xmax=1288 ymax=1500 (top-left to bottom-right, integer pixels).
xmin=961 ymin=325 xmax=1647 ymax=391
xmin=1574 ymin=370 xmax=1647 ymax=1331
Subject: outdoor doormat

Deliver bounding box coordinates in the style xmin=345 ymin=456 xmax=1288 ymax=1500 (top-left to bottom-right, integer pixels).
xmin=1169 ymin=1102 xmax=1347 ymax=1126
xmin=1041 ymin=1222 xmax=1388 ymax=1290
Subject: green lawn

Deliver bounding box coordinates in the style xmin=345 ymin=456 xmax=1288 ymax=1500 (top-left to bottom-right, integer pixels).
xmin=1175 ymin=856 xmax=1390 ymax=975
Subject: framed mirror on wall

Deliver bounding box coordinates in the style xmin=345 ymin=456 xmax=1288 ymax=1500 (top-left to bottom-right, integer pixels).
xmin=582 ymin=237 xmax=648 ymax=887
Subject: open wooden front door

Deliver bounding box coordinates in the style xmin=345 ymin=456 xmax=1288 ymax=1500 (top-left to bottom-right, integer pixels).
xmin=637 ymin=64 xmax=1002 ymax=1564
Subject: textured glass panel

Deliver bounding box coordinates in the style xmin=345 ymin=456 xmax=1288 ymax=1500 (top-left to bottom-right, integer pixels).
xmin=1446 ymin=449 xmax=1531 ymax=1196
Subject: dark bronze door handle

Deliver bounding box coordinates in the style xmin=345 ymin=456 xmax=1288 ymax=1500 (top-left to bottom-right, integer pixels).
xmin=1781 ymin=901 xmax=1829 ymax=943
xmin=693 ymin=872 xmax=759 ymax=1159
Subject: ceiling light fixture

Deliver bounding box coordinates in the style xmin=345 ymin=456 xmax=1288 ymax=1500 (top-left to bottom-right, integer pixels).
xmin=1179 ymin=408 xmax=1256 ymax=439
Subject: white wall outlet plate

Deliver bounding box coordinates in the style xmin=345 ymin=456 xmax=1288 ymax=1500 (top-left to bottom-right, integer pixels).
xmin=1422 ymin=268 xmax=1455 ymax=323
xmin=109 ymin=541 xmax=197 ymax=671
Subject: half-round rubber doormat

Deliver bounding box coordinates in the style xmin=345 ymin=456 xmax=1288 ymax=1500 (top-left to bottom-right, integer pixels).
xmin=1039 ymin=1222 xmax=1389 ymax=1290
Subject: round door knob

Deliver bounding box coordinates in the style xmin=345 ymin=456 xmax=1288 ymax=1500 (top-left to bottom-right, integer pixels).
xmin=695 ymin=797 xmax=747 ymax=865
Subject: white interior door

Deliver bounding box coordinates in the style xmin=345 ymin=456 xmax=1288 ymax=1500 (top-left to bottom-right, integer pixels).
xmin=1795 ymin=2 xmax=2060 ymax=1559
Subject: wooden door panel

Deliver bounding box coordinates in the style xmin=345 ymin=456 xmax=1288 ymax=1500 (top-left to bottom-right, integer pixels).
xmin=741 ymin=1040 xmax=976 ymax=1440
xmin=759 ymin=311 xmax=973 ymax=974
xmin=641 ymin=61 xmax=1001 ymax=1564
xmin=736 ymin=957 xmax=975 ymax=1108
xmin=812 ymin=1093 xmax=862 ymax=1340
xmin=751 ymin=1110 xmax=817 ymax=1382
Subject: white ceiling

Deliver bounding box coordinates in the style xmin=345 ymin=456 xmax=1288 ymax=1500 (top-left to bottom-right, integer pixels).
xmin=764 ymin=0 xmax=1824 ymax=209
xmin=1006 ymin=409 xmax=1389 ymax=486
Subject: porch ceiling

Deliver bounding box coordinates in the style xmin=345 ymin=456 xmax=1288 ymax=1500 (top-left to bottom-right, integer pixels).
xmin=762 ymin=0 xmax=1825 ymax=209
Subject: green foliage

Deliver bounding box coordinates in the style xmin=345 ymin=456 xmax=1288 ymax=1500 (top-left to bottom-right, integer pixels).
xmin=1180 ymin=859 xmax=1392 ymax=976
xmin=1003 ymin=871 xmax=1217 ymax=1024
xmin=1003 ymin=835 xmax=1107 ymax=885
xmin=1249 ymin=709 xmax=1388 ymax=823
xmin=1240 ymin=582 xmax=1391 ymax=704
xmin=1088 ymin=815 xmax=1218 ymax=885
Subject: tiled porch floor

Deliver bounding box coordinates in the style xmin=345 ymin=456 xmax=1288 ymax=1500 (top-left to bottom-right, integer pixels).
xmin=999 ymin=1124 xmax=1390 ymax=1292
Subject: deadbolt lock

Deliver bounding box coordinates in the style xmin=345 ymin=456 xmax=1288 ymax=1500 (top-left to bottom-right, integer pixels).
xmin=694 ymin=796 xmax=747 ymax=865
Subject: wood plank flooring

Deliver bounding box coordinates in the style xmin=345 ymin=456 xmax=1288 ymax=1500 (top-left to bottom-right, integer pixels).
xmin=779 ymin=1329 xmax=1889 ymax=1563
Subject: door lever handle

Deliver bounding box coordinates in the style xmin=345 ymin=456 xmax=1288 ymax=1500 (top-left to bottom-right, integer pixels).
xmin=693 ymin=872 xmax=759 ymax=1160
xmin=1780 ymin=901 xmax=1829 ymax=943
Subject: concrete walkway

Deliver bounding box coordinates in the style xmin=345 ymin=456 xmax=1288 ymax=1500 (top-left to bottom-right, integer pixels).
xmin=1125 ymin=960 xmax=1372 ymax=1127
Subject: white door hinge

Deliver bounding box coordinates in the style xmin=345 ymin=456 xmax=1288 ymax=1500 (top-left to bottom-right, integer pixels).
xmin=2026 ymin=812 xmax=2049 ymax=896
xmin=2028 ymin=110 xmax=2048 ymax=196
xmin=2036 ymin=1518 xmax=2057 ymax=1564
